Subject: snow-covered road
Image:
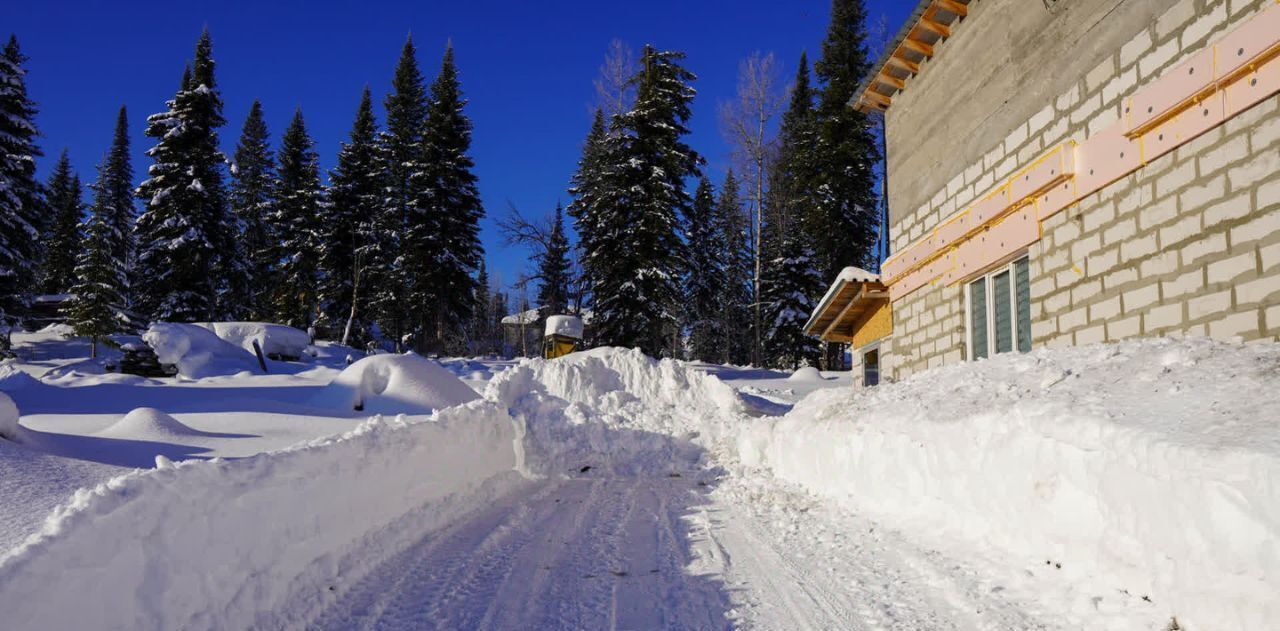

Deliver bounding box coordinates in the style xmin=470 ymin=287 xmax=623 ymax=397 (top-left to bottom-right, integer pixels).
xmin=305 ymin=474 xmax=1061 ymax=631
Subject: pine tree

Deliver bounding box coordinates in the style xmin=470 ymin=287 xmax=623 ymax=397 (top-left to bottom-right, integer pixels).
xmin=229 ymin=99 xmax=275 ymax=319
xmin=320 ymin=88 xmax=384 ymax=346
xmin=812 ymin=0 xmax=880 ymax=278
xmin=67 ymin=154 xmax=129 ymax=358
xmin=268 ymin=108 xmax=324 ymax=329
xmin=97 ymin=107 xmax=135 ymax=305
xmin=566 ymin=108 xmax=608 ymax=308
xmin=0 ymin=35 xmax=45 ymax=347
xmin=409 ymin=44 xmax=484 ymax=353
xmin=586 ymin=46 xmax=700 ymax=357
xmin=713 ymin=171 xmax=753 ymax=365
xmin=684 ymin=177 xmax=722 ymax=361
xmin=41 ymin=150 xmax=84 ymax=294
xmin=372 ymin=37 xmax=429 ymax=350
xmin=490 ymin=289 xmax=508 ymax=356
xmin=134 ymin=30 xmax=233 ymax=322
xmin=536 ymin=204 xmax=572 ymax=315
xmin=762 ymin=54 xmax=823 ymax=368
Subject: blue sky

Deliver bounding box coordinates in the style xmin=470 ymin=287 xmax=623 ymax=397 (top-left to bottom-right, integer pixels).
xmin=10 ymin=0 xmax=912 ymax=296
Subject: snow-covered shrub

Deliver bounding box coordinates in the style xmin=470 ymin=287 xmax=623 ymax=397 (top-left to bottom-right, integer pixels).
xmin=311 ymin=353 xmax=480 ymax=415
xmin=194 ymin=322 xmax=310 ymax=360
xmin=142 ymin=323 xmax=258 ymax=379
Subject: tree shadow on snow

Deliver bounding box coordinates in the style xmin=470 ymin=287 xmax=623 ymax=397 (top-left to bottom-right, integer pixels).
xmin=15 ymin=428 xmax=220 ymax=468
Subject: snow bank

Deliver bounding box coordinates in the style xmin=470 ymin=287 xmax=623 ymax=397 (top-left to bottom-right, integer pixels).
xmin=142 ymin=322 xmax=258 ymax=378
xmin=95 ymin=408 xmax=204 ymax=440
xmin=311 ymin=353 xmax=480 ymax=415
xmin=739 ymin=337 xmax=1280 ymax=630
xmin=0 ymin=400 xmax=520 ymax=630
xmin=488 ymin=347 xmax=745 ymax=476
xmin=0 ymin=392 xmax=19 ymax=441
xmin=194 ymin=322 xmax=310 ymax=359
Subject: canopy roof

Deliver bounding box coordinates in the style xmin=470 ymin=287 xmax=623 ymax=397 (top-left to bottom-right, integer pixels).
xmin=804 ymin=267 xmax=890 ymax=343
xmin=853 ymin=0 xmax=972 ymax=113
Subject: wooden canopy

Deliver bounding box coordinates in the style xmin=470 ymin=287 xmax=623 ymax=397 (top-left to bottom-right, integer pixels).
xmin=804 ymin=268 xmax=892 ymax=348
xmin=853 ymin=0 xmax=971 ymax=113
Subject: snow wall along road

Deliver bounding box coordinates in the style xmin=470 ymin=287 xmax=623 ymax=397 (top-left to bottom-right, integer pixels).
xmin=0 ymin=348 xmax=744 ymax=630
xmin=738 ymin=337 xmax=1280 ymax=631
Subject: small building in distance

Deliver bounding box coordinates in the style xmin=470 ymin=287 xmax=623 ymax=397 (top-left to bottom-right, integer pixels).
xmin=808 ymin=0 xmax=1280 ymax=387
xmin=501 ymin=307 xmax=592 ymax=357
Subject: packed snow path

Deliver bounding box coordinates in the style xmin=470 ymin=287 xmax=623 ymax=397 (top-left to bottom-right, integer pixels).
xmin=306 ymin=474 xmax=1060 ymax=630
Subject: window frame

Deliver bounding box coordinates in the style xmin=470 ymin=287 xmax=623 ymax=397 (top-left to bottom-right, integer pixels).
xmin=965 ymin=255 xmax=1031 ymax=360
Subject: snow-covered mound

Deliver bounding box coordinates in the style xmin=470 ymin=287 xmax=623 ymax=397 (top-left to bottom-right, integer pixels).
xmin=142 ymin=323 xmax=259 ymax=379
xmin=488 ymin=347 xmax=744 ymax=476
xmin=739 ymin=337 xmax=1280 ymax=630
xmin=312 ymin=353 xmax=480 ymax=415
xmin=0 ymin=401 xmax=520 ymax=630
xmin=0 ymin=392 xmax=20 ymax=441
xmin=194 ymin=322 xmax=310 ymax=359
xmin=786 ymin=365 xmax=825 ymax=382
xmin=0 ymin=364 xmax=42 ymax=392
xmin=94 ymin=408 xmax=204 ymax=440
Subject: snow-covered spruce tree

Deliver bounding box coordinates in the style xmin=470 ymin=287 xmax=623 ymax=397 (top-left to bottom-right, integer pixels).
xmin=267 ymin=109 xmax=324 ymax=330
xmin=536 ymin=204 xmax=572 ymax=315
xmin=40 ymin=150 xmax=84 ymax=294
xmin=566 ymin=108 xmax=608 ymax=310
xmin=371 ymin=37 xmax=428 ymax=351
xmin=813 ymin=0 xmax=880 ymax=279
xmin=0 ymin=36 xmax=46 ymax=347
xmin=714 ymin=170 xmax=754 ymax=365
xmin=409 ymin=44 xmax=484 ymax=354
xmin=229 ymin=99 xmax=276 ymax=320
xmin=762 ymin=53 xmax=823 ymax=368
xmin=586 ymin=46 xmax=700 ymax=357
xmin=99 ymin=108 xmax=137 ymax=303
xmin=67 ymin=154 xmax=130 ymax=358
xmin=490 ymin=288 xmax=508 ymax=356
xmin=319 ymin=88 xmax=384 ymax=346
xmin=134 ymin=31 xmax=235 ymax=322
xmin=684 ymin=176 xmax=724 ymax=362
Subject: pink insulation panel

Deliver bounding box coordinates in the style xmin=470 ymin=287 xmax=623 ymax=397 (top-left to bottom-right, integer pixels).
xmin=934 ymin=210 xmax=972 ymax=249
xmin=1216 ymin=3 xmax=1280 ymax=80
xmin=970 ymin=186 xmax=1012 ymax=226
xmin=1128 ymin=46 xmax=1216 ymax=132
xmin=1010 ymin=144 xmax=1073 ymax=202
xmin=881 ymin=252 xmax=909 ymax=282
xmin=1037 ymin=177 xmax=1077 ymax=221
xmin=1168 ymin=91 xmax=1226 ymax=146
xmin=1075 ymin=121 xmax=1142 ymax=199
xmin=1225 ymin=53 xmax=1280 ymax=118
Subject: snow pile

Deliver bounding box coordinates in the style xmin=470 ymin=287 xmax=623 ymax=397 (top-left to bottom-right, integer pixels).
xmin=94 ymin=408 xmax=204 ymax=440
xmin=142 ymin=323 xmax=259 ymax=379
xmin=739 ymin=337 xmax=1280 ymax=630
xmin=194 ymin=322 xmax=310 ymax=359
xmin=488 ymin=347 xmax=745 ymax=476
xmin=0 ymin=392 xmax=19 ymax=441
xmin=0 ymin=364 xmax=41 ymax=392
xmin=0 ymin=400 xmax=520 ymax=630
xmin=311 ymin=353 xmax=480 ymax=415
xmin=786 ymin=366 xmax=825 ymax=382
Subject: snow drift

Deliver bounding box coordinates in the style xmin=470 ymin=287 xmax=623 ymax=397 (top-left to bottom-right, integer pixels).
xmin=0 ymin=392 xmax=19 ymax=441
xmin=194 ymin=322 xmax=310 ymax=359
xmin=0 ymin=400 xmax=520 ymax=630
xmin=488 ymin=347 xmax=745 ymax=477
xmin=311 ymin=353 xmax=480 ymax=415
xmin=739 ymin=337 xmax=1280 ymax=630
xmin=142 ymin=323 xmax=260 ymax=379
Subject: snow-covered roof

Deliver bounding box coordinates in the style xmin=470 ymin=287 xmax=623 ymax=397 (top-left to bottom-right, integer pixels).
xmin=500 ymin=308 xmax=541 ymax=326
xmin=803 ymin=267 xmax=886 ymax=338
xmin=545 ymin=315 xmax=584 ymax=339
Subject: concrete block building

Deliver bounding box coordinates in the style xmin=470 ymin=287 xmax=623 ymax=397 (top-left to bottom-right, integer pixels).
xmin=807 ymin=0 xmax=1280 ymax=386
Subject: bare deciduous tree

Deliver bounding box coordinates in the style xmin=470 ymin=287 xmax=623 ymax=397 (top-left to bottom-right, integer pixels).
xmin=719 ymin=51 xmax=783 ymax=366
xmin=594 ymin=39 xmax=638 ymax=120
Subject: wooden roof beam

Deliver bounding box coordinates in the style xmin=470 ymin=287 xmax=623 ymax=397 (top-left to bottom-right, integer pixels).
xmin=902 ymin=38 xmax=935 ymax=58
xmin=936 ymin=0 xmax=968 ymax=17
xmin=886 ymin=54 xmax=921 ymax=74
xmin=863 ymin=90 xmax=893 ymax=107
xmin=875 ymin=72 xmax=906 ymax=91
xmin=821 ymin=286 xmax=865 ymax=341
xmin=917 ymin=17 xmax=951 ymax=38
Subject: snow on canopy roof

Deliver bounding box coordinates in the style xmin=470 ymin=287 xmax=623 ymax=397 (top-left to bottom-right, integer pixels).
xmin=545 ymin=315 xmax=584 ymax=339
xmin=803 ymin=267 xmax=884 ymax=336
xmin=500 ymin=308 xmax=541 ymax=326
